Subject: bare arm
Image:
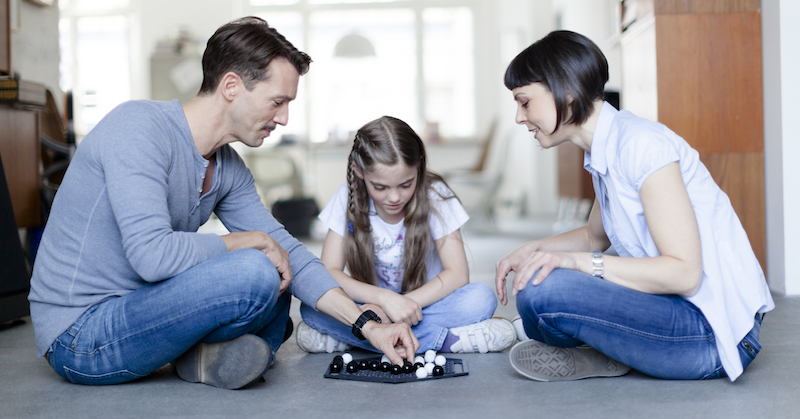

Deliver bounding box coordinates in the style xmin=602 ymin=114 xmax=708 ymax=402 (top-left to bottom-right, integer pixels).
xmin=496 ymin=162 xmax=702 ymax=302
xmin=314 ymin=287 xmax=420 ymax=365
xmin=403 ymin=229 xmax=469 ymax=308
xmin=495 ymin=200 xmax=609 ymax=305
xmin=320 ymin=229 xmax=423 ymax=325
xmin=599 ymin=162 xmax=702 ymax=294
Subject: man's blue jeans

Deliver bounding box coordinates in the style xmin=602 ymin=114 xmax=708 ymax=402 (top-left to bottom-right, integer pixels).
xmin=516 ymin=268 xmax=763 ymax=380
xmin=300 ymin=282 xmax=497 ymax=352
xmin=46 ymin=249 xmax=290 ymax=385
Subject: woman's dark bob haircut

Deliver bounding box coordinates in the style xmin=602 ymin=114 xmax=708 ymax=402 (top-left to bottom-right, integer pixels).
xmin=504 ymin=30 xmax=608 ymax=133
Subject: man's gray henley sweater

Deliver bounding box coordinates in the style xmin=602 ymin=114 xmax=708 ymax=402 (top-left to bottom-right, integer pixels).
xmin=28 ymin=100 xmax=337 ymax=357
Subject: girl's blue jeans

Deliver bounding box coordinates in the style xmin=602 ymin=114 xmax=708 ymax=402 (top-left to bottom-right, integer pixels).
xmin=46 ymin=249 xmax=290 ymax=385
xmin=300 ymin=282 xmax=497 ymax=352
xmin=516 ymin=268 xmax=763 ymax=380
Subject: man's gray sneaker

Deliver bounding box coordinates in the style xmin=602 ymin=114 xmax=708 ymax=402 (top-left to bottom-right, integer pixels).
xmin=175 ymin=334 xmax=272 ymax=389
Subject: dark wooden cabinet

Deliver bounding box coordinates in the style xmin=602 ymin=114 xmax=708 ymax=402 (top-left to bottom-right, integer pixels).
xmin=0 ymin=0 xmax=10 ymax=75
xmin=0 ymin=104 xmax=41 ymax=228
xmin=0 ymin=102 xmax=41 ymax=324
xmin=0 ymin=101 xmax=41 ymax=324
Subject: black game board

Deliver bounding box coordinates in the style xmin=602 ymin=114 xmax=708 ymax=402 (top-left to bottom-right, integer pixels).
xmin=324 ymin=355 xmax=469 ymax=384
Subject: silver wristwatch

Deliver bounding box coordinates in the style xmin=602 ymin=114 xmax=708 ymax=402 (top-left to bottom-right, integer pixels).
xmin=591 ymin=251 xmax=604 ymax=278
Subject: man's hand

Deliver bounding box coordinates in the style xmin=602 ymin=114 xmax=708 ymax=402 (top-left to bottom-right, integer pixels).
xmin=222 ymin=231 xmax=292 ymax=293
xmin=361 ymin=321 xmax=419 ymax=365
xmin=314 ymin=288 xmax=419 ymax=365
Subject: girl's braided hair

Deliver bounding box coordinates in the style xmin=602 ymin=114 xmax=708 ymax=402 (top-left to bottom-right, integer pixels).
xmin=345 ymin=116 xmax=455 ymax=293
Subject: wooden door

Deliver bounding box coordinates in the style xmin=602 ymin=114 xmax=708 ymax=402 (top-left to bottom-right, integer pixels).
xmin=654 ymin=0 xmax=765 ymax=271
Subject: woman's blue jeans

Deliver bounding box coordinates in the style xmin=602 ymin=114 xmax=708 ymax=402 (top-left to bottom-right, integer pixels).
xmin=516 ymin=268 xmax=763 ymax=380
xmin=46 ymin=249 xmax=291 ymax=385
xmin=300 ymin=282 xmax=497 ymax=352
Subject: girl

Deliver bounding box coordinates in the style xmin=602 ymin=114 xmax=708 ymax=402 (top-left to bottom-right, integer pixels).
xmin=497 ymin=31 xmax=774 ymax=381
xmin=297 ymin=116 xmax=515 ymax=354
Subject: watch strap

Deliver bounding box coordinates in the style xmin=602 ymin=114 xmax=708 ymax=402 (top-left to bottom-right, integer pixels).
xmin=352 ymin=310 xmax=382 ymax=340
xmin=591 ymin=251 xmax=604 ymax=278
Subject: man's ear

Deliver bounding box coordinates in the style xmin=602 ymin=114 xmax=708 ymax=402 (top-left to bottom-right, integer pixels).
xmin=219 ymin=71 xmax=241 ymax=101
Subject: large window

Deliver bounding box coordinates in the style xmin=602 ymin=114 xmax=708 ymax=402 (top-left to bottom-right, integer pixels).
xmin=59 ymin=0 xmax=132 ymax=139
xmin=247 ymin=0 xmax=476 ymax=143
xmin=58 ymin=0 xmax=477 ymax=143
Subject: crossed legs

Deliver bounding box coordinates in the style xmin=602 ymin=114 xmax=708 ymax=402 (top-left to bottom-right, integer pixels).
xmin=46 ymin=249 xmax=289 ymax=387
xmin=514 ymin=268 xmax=743 ymax=380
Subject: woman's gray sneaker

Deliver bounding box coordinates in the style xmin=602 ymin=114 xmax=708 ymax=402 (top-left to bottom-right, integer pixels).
xmin=509 ymin=340 xmax=630 ymax=381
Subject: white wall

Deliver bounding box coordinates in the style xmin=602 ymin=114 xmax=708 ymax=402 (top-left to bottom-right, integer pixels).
xmin=12 ymin=1 xmax=61 ymax=110
xmin=557 ymin=0 xmax=621 ymax=91
xmin=508 ymin=0 xmax=621 ymax=217
xmin=131 ymin=0 xmax=238 ymax=101
xmin=763 ymin=0 xmax=800 ymax=295
xmin=491 ymin=0 xmax=559 ymax=217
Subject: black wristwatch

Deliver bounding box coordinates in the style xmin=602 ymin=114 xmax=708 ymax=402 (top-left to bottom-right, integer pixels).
xmin=351 ymin=310 xmax=382 ymax=340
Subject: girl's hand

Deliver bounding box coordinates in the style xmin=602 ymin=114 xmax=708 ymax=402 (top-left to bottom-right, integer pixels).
xmin=377 ymin=291 xmax=423 ymax=326
xmin=495 ymin=241 xmax=576 ymax=305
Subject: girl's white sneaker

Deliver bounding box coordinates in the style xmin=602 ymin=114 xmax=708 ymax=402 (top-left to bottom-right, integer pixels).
xmin=295 ymin=321 xmax=351 ymax=353
xmin=448 ymin=318 xmax=517 ymax=353
xmin=512 ymin=316 xmax=529 ymax=341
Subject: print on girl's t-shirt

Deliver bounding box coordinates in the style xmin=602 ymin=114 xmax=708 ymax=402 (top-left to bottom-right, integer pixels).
xmin=375 ymin=233 xmax=404 ymax=292
xmin=317 ymin=181 xmax=469 ymax=294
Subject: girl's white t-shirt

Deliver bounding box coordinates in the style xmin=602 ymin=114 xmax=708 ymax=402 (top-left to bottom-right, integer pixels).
xmin=318 ymin=181 xmax=469 ymax=293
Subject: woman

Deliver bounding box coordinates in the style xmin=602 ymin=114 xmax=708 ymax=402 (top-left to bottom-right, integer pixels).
xmin=495 ymin=30 xmax=773 ymax=381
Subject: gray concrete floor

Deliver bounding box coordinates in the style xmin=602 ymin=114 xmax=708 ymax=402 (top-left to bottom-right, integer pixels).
xmin=1 ymin=217 xmax=798 ymax=418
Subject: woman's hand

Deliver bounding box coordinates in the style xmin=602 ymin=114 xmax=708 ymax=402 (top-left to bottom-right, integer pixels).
xmin=495 ymin=241 xmax=577 ymax=305
xmin=495 ymin=241 xmax=537 ymax=306
xmin=511 ymin=250 xmax=576 ymax=291
xmin=495 ymin=201 xmax=609 ymax=305
xmin=377 ymin=290 xmax=423 ymax=326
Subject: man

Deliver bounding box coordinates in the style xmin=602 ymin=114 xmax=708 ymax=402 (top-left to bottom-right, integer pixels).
xmin=28 ymin=16 xmax=418 ymax=390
